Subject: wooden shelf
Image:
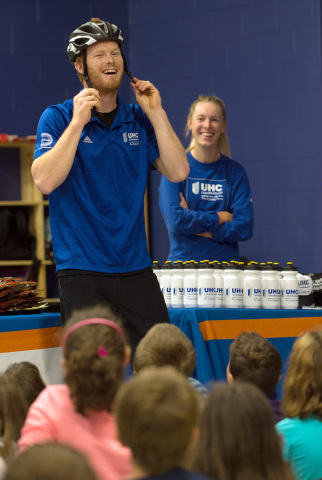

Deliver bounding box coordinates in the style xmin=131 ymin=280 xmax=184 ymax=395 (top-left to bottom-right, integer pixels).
xmin=0 ymin=260 xmax=34 ymax=266
xmin=0 ymin=142 xmax=57 ymax=300
xmin=0 ymin=201 xmax=39 ymax=206
xmin=43 ymin=260 xmax=55 ymax=266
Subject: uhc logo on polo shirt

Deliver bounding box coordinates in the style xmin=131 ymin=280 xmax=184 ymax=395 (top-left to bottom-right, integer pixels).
xmin=123 ymin=132 xmax=139 ymax=146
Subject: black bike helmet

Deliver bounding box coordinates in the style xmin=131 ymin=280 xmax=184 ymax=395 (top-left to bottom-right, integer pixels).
xmin=67 ymin=18 xmax=133 ymax=85
xmin=67 ymin=19 xmax=124 ymax=64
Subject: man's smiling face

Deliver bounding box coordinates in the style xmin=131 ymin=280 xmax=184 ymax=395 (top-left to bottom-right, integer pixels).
xmin=76 ymin=40 xmax=124 ymax=93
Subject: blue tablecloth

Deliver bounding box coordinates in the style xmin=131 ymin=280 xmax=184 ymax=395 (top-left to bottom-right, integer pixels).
xmin=168 ymin=307 xmax=322 ymax=396
xmin=1 ymin=308 xmax=322 ymax=397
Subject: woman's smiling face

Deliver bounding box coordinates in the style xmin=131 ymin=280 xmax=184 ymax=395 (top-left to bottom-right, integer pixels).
xmin=187 ymin=102 xmax=226 ymax=150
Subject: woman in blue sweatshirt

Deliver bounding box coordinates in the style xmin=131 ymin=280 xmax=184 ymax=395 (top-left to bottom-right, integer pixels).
xmin=159 ymin=95 xmax=253 ymax=263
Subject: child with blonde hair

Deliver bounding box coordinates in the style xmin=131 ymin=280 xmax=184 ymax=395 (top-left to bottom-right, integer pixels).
xmin=276 ymin=329 xmax=322 ymax=480
xmin=133 ymin=323 xmax=208 ymax=396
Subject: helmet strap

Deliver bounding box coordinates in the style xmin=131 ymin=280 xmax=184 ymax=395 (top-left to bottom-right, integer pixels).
xmin=121 ymin=52 xmax=135 ymax=82
xmin=79 ymin=51 xmax=96 ymax=117
xmin=81 ymin=50 xmax=93 ymax=88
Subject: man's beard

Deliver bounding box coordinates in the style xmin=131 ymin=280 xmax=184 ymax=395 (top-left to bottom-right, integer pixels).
xmin=87 ymin=66 xmax=123 ymax=94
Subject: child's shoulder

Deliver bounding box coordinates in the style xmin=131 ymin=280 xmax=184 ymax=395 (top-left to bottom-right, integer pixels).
xmin=35 ymin=384 xmax=70 ymax=406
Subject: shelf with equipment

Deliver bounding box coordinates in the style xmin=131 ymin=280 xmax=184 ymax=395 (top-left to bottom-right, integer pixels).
xmin=0 ymin=140 xmax=58 ymax=302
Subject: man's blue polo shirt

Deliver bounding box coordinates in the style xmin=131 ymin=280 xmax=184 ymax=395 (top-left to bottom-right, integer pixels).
xmin=34 ymin=94 xmax=159 ymax=274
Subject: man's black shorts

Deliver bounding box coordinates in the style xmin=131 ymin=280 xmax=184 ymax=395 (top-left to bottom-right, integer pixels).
xmin=58 ymin=267 xmax=169 ymax=354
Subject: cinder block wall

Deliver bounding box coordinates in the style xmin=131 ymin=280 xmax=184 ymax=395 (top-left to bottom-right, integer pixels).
xmin=1 ymin=0 xmax=321 ymax=273
xmin=0 ymin=0 xmax=130 ymax=136
xmin=128 ymin=0 xmax=322 ymax=273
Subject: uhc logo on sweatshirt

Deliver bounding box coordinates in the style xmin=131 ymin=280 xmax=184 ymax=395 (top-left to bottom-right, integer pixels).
xmin=191 ymin=180 xmax=224 ymax=201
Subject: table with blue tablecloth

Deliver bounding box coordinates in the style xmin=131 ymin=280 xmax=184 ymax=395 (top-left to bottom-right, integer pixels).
xmin=168 ymin=307 xmax=322 ymax=397
xmin=0 ymin=311 xmax=63 ymax=384
xmin=0 ymin=308 xmax=321 ymax=396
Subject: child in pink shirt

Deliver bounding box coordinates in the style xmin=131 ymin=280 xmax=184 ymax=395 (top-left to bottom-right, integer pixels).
xmin=19 ymin=305 xmax=132 ymax=480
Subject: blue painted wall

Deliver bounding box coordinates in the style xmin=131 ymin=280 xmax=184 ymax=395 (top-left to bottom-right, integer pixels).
xmin=0 ymin=0 xmax=130 ymax=135
xmin=128 ymin=0 xmax=322 ymax=273
xmin=1 ymin=0 xmax=322 ymax=274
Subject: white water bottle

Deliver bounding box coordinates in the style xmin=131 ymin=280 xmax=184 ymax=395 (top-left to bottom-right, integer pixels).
xmin=222 ymin=264 xmax=243 ymax=308
xmin=297 ymin=273 xmax=313 ymax=296
xmin=242 ymin=264 xmax=262 ymax=308
xmin=212 ymin=262 xmax=223 ymax=308
xmin=160 ymin=261 xmax=172 ymax=307
xmin=170 ymin=261 xmax=184 ymax=308
xmin=198 ymin=262 xmax=215 ymax=308
xmin=183 ymin=261 xmax=198 ymax=308
xmin=261 ymin=265 xmax=281 ymax=309
xmin=281 ymin=262 xmax=299 ymax=309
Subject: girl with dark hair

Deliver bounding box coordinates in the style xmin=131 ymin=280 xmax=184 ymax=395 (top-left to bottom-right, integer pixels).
xmin=191 ymin=382 xmax=294 ymax=480
xmin=18 ymin=305 xmax=132 ymax=480
xmin=276 ymin=329 xmax=322 ymax=480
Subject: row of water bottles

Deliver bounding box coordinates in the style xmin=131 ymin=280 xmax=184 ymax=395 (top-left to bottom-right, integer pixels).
xmin=153 ymin=260 xmax=309 ymax=310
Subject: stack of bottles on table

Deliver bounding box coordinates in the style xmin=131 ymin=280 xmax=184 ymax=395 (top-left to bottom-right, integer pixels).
xmin=153 ymin=260 xmax=313 ymax=310
xmin=0 ymin=277 xmax=47 ymax=312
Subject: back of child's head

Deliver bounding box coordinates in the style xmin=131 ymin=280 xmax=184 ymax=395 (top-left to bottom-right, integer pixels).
xmin=191 ymin=382 xmax=293 ymax=480
xmin=133 ymin=323 xmax=196 ymax=376
xmin=5 ymin=361 xmax=46 ymax=408
xmin=62 ymin=304 xmax=129 ymax=416
xmin=281 ymin=328 xmax=322 ymax=419
xmin=115 ymin=366 xmax=200 ymax=476
xmin=229 ymin=331 xmax=282 ymax=393
xmin=4 ymin=442 xmax=98 ymax=480
xmin=0 ymin=373 xmax=28 ymax=463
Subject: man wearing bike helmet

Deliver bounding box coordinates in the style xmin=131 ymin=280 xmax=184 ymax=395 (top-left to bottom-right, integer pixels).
xmin=31 ymin=18 xmax=189 ymax=354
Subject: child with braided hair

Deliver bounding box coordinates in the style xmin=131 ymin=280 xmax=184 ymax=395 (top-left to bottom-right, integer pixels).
xmin=18 ymin=305 xmax=132 ymax=480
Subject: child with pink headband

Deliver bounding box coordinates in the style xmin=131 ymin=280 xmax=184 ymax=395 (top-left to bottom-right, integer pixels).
xmin=18 ymin=305 xmax=132 ymax=480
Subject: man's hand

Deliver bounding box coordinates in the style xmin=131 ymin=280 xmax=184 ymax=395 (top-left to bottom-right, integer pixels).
xmin=72 ymin=88 xmax=101 ymax=127
xmin=131 ymin=77 xmax=162 ymax=115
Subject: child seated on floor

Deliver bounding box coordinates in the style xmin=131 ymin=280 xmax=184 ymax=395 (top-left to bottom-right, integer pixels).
xmin=5 ymin=361 xmax=46 ymax=409
xmin=0 ymin=373 xmax=28 ymax=476
xmin=189 ymin=382 xmax=294 ymax=480
xmin=114 ymin=366 xmax=211 ymax=480
xmin=276 ymin=329 xmax=322 ymax=480
xmin=18 ymin=305 xmax=132 ymax=480
xmin=227 ymin=331 xmax=283 ymax=422
xmin=4 ymin=442 xmax=98 ymax=480
xmin=133 ymin=323 xmax=208 ymax=397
